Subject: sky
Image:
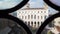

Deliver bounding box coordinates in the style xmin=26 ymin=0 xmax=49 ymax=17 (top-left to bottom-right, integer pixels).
xmin=29 ymin=0 xmax=58 ymax=14
xmin=0 ymin=0 xmax=58 ymax=14
xmin=29 ymin=0 xmax=60 ymax=7
xmin=29 ymin=0 xmax=44 ymax=8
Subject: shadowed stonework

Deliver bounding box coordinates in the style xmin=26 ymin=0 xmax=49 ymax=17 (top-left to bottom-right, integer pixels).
xmin=41 ymin=17 xmax=60 ymax=34
xmin=0 ymin=18 xmax=27 ymax=34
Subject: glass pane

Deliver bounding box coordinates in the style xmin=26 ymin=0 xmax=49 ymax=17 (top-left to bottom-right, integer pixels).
xmin=50 ymin=0 xmax=60 ymax=6
xmin=41 ymin=17 xmax=60 ymax=34
xmin=0 ymin=0 xmax=23 ymax=10
xmin=0 ymin=18 xmax=27 ymax=34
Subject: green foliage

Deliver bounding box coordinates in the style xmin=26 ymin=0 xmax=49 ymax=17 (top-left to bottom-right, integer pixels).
xmin=47 ymin=31 xmax=52 ymax=34
xmin=47 ymin=31 xmax=50 ymax=34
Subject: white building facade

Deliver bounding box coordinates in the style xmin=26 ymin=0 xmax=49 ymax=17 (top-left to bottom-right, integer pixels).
xmin=17 ymin=3 xmax=49 ymax=28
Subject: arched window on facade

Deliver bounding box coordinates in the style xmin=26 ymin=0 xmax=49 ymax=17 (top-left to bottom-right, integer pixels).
xmin=28 ymin=21 xmax=30 ymax=27
xmin=28 ymin=15 xmax=30 ymax=19
xmin=34 ymin=15 xmax=36 ymax=19
xmin=31 ymin=15 xmax=33 ymax=19
xmin=41 ymin=16 xmax=43 ymax=19
xmin=34 ymin=22 xmax=36 ymax=27
xmin=38 ymin=16 xmax=39 ymax=19
xmin=31 ymin=21 xmax=33 ymax=26
xmin=45 ymin=15 xmax=47 ymax=19
xmin=38 ymin=22 xmax=39 ymax=27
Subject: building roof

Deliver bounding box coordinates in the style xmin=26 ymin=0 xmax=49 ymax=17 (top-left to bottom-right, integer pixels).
xmin=21 ymin=8 xmax=46 ymax=10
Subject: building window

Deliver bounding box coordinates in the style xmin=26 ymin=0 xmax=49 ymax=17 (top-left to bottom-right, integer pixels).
xmin=41 ymin=16 xmax=42 ymax=19
xmin=35 ymin=22 xmax=36 ymax=24
xmin=38 ymin=22 xmax=39 ymax=24
xmin=38 ymin=22 xmax=39 ymax=26
xmin=31 ymin=15 xmax=33 ymax=19
xmin=28 ymin=21 xmax=30 ymax=26
xmin=31 ymin=21 xmax=33 ymax=26
xmin=38 ymin=16 xmax=39 ymax=19
xmin=28 ymin=15 xmax=30 ymax=19
xmin=44 ymin=11 xmax=46 ymax=13
xmin=34 ymin=22 xmax=36 ymax=27
xmin=34 ymin=15 xmax=36 ymax=19
xmin=45 ymin=15 xmax=47 ymax=19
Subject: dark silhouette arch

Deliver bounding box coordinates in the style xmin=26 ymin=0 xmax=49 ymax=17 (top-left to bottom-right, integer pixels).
xmin=0 ymin=14 xmax=32 ymax=34
xmin=44 ymin=0 xmax=60 ymax=11
xmin=37 ymin=13 xmax=60 ymax=34
xmin=0 ymin=0 xmax=29 ymax=13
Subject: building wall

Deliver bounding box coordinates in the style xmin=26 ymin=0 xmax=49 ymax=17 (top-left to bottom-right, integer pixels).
xmin=17 ymin=3 xmax=49 ymax=28
xmin=17 ymin=9 xmax=49 ymax=28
